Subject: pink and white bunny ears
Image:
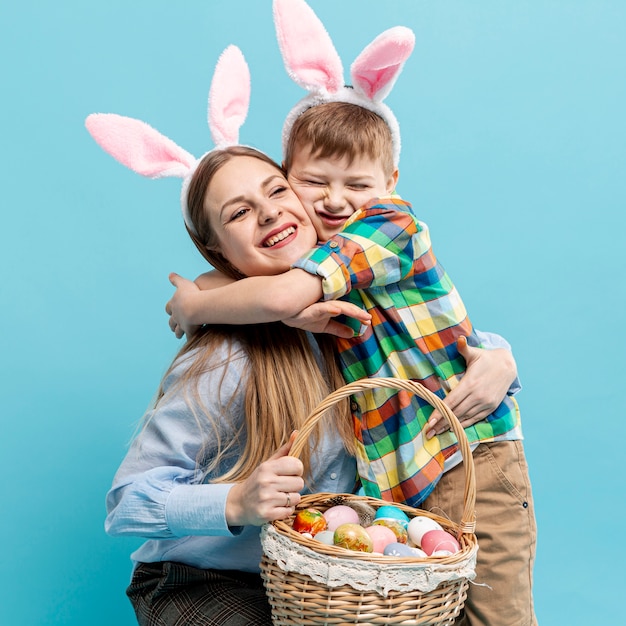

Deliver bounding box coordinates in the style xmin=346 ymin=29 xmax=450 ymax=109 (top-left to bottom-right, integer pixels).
xmin=274 ymin=0 xmax=415 ymax=168
xmin=84 ymin=45 xmax=251 ymax=236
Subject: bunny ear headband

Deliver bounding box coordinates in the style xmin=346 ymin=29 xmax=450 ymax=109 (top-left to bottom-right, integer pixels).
xmin=274 ymin=0 xmax=415 ymax=168
xmin=84 ymin=45 xmax=251 ymax=236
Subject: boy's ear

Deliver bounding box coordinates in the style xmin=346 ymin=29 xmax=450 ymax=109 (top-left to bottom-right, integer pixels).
xmin=386 ymin=168 xmax=399 ymax=193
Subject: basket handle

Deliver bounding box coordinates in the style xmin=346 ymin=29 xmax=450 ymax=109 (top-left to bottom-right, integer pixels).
xmin=290 ymin=377 xmax=476 ymax=535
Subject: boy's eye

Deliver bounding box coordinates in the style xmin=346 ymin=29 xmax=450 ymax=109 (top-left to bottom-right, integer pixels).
xmin=349 ymin=183 xmax=370 ymax=190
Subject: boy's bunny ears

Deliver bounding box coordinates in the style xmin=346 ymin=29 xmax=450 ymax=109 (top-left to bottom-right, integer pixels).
xmin=274 ymin=0 xmax=415 ymax=168
xmin=84 ymin=45 xmax=251 ymax=236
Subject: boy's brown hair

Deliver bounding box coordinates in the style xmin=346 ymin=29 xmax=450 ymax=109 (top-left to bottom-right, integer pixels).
xmin=284 ymin=101 xmax=395 ymax=176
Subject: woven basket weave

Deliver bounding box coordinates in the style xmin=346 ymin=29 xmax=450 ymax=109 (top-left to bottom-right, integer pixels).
xmin=260 ymin=377 xmax=478 ymax=625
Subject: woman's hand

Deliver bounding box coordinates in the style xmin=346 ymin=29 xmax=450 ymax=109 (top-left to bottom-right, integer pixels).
xmin=282 ymin=301 xmax=371 ymax=337
xmin=426 ymin=336 xmax=518 ymax=438
xmin=225 ymin=434 xmax=304 ymax=527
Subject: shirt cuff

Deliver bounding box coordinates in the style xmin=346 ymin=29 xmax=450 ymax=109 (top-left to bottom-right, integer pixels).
xmin=166 ymin=483 xmax=241 ymax=537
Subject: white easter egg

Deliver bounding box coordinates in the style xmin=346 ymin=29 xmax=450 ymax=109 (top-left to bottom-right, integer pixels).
xmin=407 ymin=516 xmax=444 ymax=547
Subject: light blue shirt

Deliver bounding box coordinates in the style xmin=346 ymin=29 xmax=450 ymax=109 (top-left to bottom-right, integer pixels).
xmin=105 ymin=336 xmax=358 ymax=574
xmin=105 ymin=330 xmax=517 ymax=574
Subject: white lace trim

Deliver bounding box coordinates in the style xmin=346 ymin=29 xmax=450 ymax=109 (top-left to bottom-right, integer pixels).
xmin=261 ymin=524 xmax=477 ymax=597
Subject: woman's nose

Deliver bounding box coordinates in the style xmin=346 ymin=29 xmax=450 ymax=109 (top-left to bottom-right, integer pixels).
xmin=258 ymin=202 xmax=281 ymax=223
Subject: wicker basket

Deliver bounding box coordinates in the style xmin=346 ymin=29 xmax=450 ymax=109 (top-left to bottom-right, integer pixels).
xmin=260 ymin=377 xmax=478 ymax=625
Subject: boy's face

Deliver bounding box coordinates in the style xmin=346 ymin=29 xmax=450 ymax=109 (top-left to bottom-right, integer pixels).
xmin=205 ymin=155 xmax=317 ymax=277
xmin=287 ymin=146 xmax=399 ymax=242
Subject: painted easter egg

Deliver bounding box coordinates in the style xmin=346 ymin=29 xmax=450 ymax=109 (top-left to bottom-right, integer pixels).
xmin=364 ymin=524 xmax=397 ymax=553
xmin=372 ymin=519 xmax=408 ymax=543
xmin=420 ymin=530 xmax=461 ymax=556
xmin=333 ymin=523 xmax=374 ymax=553
xmin=292 ymin=508 xmax=327 ymax=536
xmin=383 ymin=542 xmax=427 ymax=558
xmin=323 ymin=505 xmax=361 ymax=532
xmin=374 ymin=505 xmax=410 ymax=528
xmin=407 ymin=516 xmax=444 ymax=547
xmin=313 ymin=530 xmax=336 ymax=545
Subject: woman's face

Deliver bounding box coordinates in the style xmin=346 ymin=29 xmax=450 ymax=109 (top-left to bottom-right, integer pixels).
xmin=204 ymin=156 xmax=317 ymax=276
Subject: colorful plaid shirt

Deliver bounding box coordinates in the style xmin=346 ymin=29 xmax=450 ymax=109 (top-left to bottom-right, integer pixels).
xmin=293 ymin=197 xmax=520 ymax=506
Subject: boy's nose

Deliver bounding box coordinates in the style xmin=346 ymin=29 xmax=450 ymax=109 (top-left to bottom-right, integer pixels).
xmin=323 ymin=188 xmax=346 ymax=212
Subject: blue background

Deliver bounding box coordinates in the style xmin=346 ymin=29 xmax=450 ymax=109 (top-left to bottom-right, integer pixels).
xmin=2 ymin=1 xmax=624 ymax=624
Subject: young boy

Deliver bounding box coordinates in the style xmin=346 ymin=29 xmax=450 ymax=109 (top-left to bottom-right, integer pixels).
xmin=168 ymin=100 xmax=536 ymax=625
xmin=168 ymin=101 xmax=521 ymax=506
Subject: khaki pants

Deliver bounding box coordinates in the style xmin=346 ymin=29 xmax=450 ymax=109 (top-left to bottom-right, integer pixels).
xmin=423 ymin=440 xmax=538 ymax=626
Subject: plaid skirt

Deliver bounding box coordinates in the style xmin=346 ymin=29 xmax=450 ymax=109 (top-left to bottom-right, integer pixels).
xmin=127 ymin=561 xmax=273 ymax=626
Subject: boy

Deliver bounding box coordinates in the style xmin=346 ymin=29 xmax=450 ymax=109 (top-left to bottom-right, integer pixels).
xmin=168 ymin=101 xmax=521 ymax=506
xmin=169 ymin=100 xmax=536 ymax=625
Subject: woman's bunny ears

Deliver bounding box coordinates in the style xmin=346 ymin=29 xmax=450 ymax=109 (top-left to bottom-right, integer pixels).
xmin=274 ymin=0 xmax=415 ymax=168
xmin=84 ymin=45 xmax=251 ymax=236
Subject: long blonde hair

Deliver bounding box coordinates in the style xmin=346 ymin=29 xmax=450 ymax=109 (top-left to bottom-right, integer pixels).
xmin=152 ymin=146 xmax=354 ymax=484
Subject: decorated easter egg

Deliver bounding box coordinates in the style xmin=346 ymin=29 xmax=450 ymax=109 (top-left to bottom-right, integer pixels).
xmin=372 ymin=519 xmax=408 ymax=544
xmin=313 ymin=530 xmax=336 ymax=545
xmin=292 ymin=508 xmax=327 ymax=536
xmin=323 ymin=505 xmax=361 ymax=532
xmin=420 ymin=530 xmax=461 ymax=556
xmin=374 ymin=505 xmax=410 ymax=528
xmin=334 ymin=523 xmax=374 ymax=552
xmin=364 ymin=524 xmax=397 ymax=553
xmin=407 ymin=516 xmax=444 ymax=547
xmin=383 ymin=542 xmax=427 ymax=558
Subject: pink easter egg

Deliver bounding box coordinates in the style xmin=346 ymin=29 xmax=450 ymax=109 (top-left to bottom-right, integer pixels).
xmin=323 ymin=505 xmax=360 ymax=531
xmin=420 ymin=530 xmax=461 ymax=556
xmin=364 ymin=524 xmax=397 ymax=553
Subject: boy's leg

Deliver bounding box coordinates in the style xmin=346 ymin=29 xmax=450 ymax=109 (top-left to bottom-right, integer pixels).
xmin=422 ymin=440 xmax=537 ymax=626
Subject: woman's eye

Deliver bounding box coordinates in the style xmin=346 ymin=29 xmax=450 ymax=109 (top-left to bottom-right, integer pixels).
xmin=270 ymin=185 xmax=288 ymax=197
xmin=229 ymin=207 xmax=248 ymax=221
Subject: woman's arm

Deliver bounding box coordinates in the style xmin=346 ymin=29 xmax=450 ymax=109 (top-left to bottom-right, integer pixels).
xmin=425 ymin=335 xmax=519 ymax=438
xmin=105 ymin=344 xmax=304 ymax=538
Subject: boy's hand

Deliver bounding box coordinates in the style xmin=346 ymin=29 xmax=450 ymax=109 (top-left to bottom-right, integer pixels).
xmin=282 ymin=301 xmax=371 ymax=338
xmin=165 ymin=273 xmax=203 ymax=339
xmin=426 ymin=336 xmax=517 ymax=438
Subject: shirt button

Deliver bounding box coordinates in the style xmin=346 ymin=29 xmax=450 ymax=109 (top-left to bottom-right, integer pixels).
xmin=330 ymin=472 xmax=337 ymax=480
xmin=350 ymin=402 xmax=358 ymax=412
xmin=329 ymin=241 xmax=339 ymax=248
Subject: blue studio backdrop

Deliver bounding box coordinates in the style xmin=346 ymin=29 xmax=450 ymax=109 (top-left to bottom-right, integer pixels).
xmin=1 ymin=1 xmax=625 ymax=624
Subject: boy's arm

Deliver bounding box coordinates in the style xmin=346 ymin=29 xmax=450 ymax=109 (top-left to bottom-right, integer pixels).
xmin=167 ymin=270 xmax=371 ymax=338
xmin=168 ymin=268 xmax=324 ymax=328
xmin=166 ymin=270 xmax=238 ymax=338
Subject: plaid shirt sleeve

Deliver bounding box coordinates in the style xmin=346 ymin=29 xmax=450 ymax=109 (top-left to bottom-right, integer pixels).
xmin=294 ymin=196 xmax=436 ymax=301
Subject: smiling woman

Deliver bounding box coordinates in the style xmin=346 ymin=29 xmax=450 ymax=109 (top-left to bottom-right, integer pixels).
xmin=104 ymin=144 xmax=360 ymax=626
xmin=186 ymin=148 xmax=318 ymax=278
